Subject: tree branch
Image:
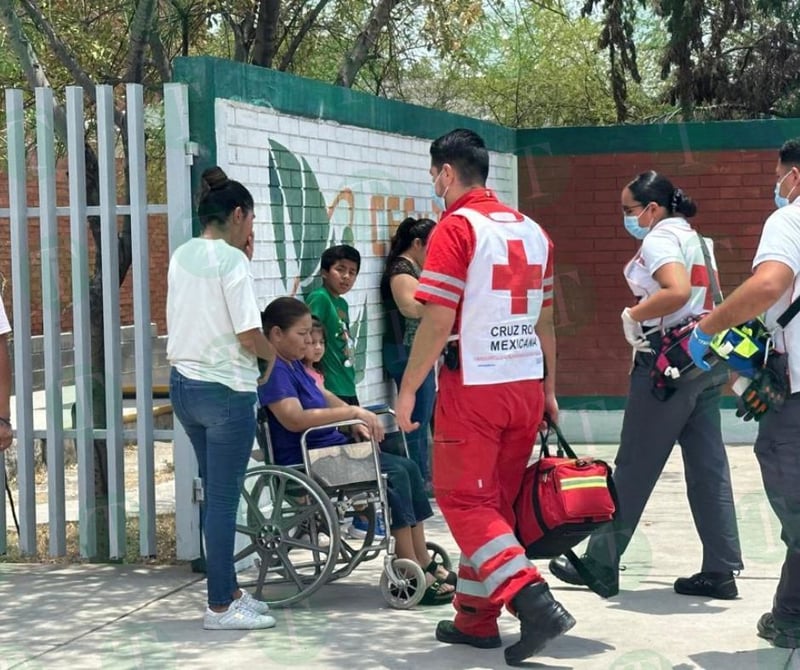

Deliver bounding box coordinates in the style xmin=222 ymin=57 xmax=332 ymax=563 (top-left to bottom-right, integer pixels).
xmin=335 ymin=0 xmax=404 ymax=88
xmin=278 ymin=0 xmax=332 ymax=71
xmin=251 ymin=0 xmax=281 ymax=67
xmin=17 ymin=0 xmax=96 ymax=93
xmin=123 ymin=0 xmax=158 ymax=83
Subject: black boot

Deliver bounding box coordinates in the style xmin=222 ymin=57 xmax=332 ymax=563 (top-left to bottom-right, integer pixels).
xmin=504 ymin=582 xmax=576 ymax=666
xmin=435 ymin=620 xmax=502 ymax=649
xmin=548 ymin=554 xmax=619 ymax=598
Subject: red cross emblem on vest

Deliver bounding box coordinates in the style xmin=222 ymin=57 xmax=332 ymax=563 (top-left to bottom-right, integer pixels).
xmin=492 ymin=239 xmax=543 ymax=314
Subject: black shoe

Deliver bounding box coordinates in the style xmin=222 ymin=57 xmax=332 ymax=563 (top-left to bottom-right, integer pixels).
xmin=504 ymin=582 xmax=576 ymax=666
xmin=673 ymin=571 xmax=738 ymax=600
xmin=435 ymin=620 xmax=502 ymax=649
xmin=757 ymin=612 xmax=800 ymax=648
xmin=548 ymin=555 xmax=619 ymax=598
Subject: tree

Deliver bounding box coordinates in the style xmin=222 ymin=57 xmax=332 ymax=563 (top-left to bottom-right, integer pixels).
xmin=211 ymin=0 xmax=486 ymax=92
xmin=584 ymin=0 xmax=800 ymax=120
xmin=384 ymin=0 xmax=664 ymax=127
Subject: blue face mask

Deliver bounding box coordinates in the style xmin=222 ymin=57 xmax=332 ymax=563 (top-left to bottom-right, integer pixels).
xmin=775 ymin=175 xmax=790 ymax=209
xmin=623 ymin=212 xmax=650 ymax=240
xmin=431 ymin=171 xmax=448 ymax=211
xmin=775 ymin=170 xmax=800 ymax=209
xmin=431 ymin=183 xmax=446 ymax=211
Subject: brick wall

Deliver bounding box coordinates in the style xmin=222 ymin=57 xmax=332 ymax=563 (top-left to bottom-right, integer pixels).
xmin=518 ymin=149 xmax=776 ymax=397
xmin=214 ymin=99 xmax=516 ymax=404
xmin=0 ymin=161 xmax=170 ymax=337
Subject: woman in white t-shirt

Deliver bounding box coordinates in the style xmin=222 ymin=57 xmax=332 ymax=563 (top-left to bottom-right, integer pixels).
xmin=549 ymin=170 xmax=743 ymax=600
xmin=167 ymin=166 xmax=276 ymax=631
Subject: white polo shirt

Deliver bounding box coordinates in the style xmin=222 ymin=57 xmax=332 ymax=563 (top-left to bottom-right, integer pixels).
xmin=624 ymin=217 xmax=718 ymax=330
xmin=753 ymin=198 xmax=800 ymax=392
xmin=0 ymin=294 xmax=10 ymax=335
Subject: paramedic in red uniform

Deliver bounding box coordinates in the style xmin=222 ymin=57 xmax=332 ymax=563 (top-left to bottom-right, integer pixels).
xmin=396 ymin=128 xmax=575 ymax=666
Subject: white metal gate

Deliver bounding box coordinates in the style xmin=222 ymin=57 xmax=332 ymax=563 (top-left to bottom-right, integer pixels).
xmin=0 ymin=83 xmax=200 ymax=560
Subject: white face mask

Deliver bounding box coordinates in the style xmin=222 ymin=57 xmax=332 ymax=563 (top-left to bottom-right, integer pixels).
xmin=431 ymin=171 xmax=448 ymax=211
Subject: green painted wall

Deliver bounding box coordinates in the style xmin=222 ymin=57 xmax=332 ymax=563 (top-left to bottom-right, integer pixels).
xmin=517 ymin=119 xmax=800 ymax=156
xmin=172 ymin=56 xmax=515 ymax=153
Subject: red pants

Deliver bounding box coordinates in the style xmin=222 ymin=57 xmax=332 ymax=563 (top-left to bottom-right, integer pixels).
xmin=433 ymin=370 xmax=545 ymax=638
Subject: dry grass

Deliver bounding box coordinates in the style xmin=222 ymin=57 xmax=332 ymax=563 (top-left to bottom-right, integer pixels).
xmin=0 ymin=512 xmax=181 ymax=565
xmin=2 ymin=441 xmax=181 ymax=565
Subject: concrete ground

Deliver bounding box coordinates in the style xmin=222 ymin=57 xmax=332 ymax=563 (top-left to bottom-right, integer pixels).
xmin=1 ymin=442 xmax=798 ymax=670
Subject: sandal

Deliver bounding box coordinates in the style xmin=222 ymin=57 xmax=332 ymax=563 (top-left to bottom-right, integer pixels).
xmin=420 ymin=577 xmax=455 ymax=606
xmin=424 ymin=560 xmax=457 ymax=586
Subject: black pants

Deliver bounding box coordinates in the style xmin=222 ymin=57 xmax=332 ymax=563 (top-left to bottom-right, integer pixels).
xmin=586 ymin=352 xmax=743 ymax=574
xmin=755 ymin=394 xmax=800 ymax=622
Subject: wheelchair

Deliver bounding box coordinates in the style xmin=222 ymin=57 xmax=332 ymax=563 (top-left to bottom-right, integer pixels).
xmin=233 ymin=404 xmax=451 ymax=609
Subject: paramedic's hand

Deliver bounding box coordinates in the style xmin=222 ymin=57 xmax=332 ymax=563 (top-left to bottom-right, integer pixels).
xmin=541 ymin=393 xmax=558 ymax=431
xmin=396 ymin=388 xmax=419 ymax=433
xmin=621 ymin=308 xmax=652 ymax=353
xmin=353 ymin=407 xmax=385 ymax=443
xmin=688 ymin=324 xmax=713 ymax=371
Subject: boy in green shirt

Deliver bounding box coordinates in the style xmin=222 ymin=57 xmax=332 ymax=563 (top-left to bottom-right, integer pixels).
xmin=306 ymin=245 xmax=361 ymax=404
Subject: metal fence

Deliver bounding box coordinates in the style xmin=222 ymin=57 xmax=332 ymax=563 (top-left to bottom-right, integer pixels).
xmin=0 ymin=83 xmax=200 ymax=560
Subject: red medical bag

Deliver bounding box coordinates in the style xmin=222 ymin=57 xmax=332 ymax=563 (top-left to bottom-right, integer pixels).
xmin=514 ymin=419 xmax=617 ymax=559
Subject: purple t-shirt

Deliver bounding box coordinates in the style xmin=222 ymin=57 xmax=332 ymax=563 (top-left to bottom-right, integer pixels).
xmin=257 ymin=358 xmax=348 ymax=465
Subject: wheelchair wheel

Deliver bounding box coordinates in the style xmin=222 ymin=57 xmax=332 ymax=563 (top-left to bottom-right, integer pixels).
xmin=426 ymin=542 xmax=453 ymax=571
xmin=379 ymin=558 xmax=426 ymax=609
xmin=234 ymin=465 xmax=340 ymax=608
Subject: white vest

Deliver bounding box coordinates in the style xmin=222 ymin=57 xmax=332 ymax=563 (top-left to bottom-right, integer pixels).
xmin=456 ymin=207 xmax=549 ymax=385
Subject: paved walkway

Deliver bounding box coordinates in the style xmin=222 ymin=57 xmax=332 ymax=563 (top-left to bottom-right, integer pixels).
xmin=1 ymin=443 xmax=798 ymax=670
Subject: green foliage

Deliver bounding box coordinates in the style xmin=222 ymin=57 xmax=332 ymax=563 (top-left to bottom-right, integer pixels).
xmin=394 ymin=1 xmax=665 ymax=127
xmin=584 ymin=0 xmax=800 ymax=120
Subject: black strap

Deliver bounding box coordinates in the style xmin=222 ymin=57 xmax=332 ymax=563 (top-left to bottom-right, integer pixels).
xmin=778 ymin=297 xmax=800 ymax=329
xmin=539 ymin=414 xmax=577 ymax=459
xmin=696 ymin=232 xmax=723 ymax=307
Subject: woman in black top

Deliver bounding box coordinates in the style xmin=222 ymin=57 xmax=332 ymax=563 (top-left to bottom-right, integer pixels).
xmin=381 ymin=217 xmax=437 ymax=489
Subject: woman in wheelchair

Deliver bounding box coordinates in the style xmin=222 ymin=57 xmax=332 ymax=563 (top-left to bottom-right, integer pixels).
xmin=258 ymin=297 xmax=455 ymax=605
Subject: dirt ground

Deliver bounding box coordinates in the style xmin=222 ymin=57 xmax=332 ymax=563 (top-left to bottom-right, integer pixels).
xmin=2 ymin=442 xmax=181 ymax=565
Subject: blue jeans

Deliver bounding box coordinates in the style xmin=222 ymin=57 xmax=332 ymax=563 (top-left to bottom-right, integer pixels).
xmin=381 ymin=452 xmax=433 ymax=530
xmin=384 ymin=344 xmax=435 ymax=482
xmin=169 ymin=368 xmax=257 ymax=608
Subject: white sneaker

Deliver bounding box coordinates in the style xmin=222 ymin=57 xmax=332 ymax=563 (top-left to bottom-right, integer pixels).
xmin=236 ymin=590 xmax=271 ymax=615
xmin=203 ymin=598 xmax=276 ymax=630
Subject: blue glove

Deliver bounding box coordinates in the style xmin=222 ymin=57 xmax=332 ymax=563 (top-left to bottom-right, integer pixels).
xmin=689 ymin=325 xmax=713 ymax=370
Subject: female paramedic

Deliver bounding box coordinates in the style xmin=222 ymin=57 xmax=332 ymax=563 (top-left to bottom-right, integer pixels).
xmin=549 ymin=170 xmax=744 ymax=599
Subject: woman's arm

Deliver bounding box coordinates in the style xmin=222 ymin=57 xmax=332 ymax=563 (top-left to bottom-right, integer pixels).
xmin=390 ymin=274 xmax=425 ymax=319
xmin=270 ymin=392 xmax=386 ymax=441
xmin=237 ymin=329 xmax=276 ymax=363
xmin=628 ymin=262 xmax=691 ymax=322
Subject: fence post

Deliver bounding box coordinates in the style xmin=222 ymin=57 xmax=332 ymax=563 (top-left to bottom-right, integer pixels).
xmin=36 ymin=87 xmax=67 ymax=556
xmin=6 ymin=89 xmax=36 ymax=555
xmin=96 ymin=85 xmax=126 ymax=558
xmin=164 ymin=82 xmax=201 ymax=561
xmin=66 ymin=86 xmax=97 ymax=558
xmin=126 ymin=83 xmax=157 ymax=557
